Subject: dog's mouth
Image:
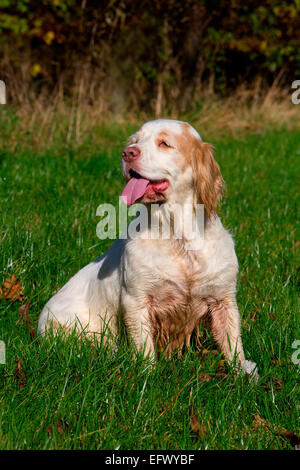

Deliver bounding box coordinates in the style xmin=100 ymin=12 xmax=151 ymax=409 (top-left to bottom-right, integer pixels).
xmin=121 ymin=169 xmax=169 ymax=206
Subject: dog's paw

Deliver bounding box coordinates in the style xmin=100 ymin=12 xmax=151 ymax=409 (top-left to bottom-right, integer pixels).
xmin=239 ymin=360 xmax=259 ymax=382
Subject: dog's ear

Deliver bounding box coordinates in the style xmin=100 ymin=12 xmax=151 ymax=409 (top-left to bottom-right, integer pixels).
xmin=191 ymin=141 xmax=225 ymax=218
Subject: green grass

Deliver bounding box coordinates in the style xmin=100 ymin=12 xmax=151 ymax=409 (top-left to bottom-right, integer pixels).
xmin=0 ymin=108 xmax=299 ymax=449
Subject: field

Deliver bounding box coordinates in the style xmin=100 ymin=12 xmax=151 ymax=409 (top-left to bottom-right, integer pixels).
xmin=0 ymin=106 xmax=299 ymax=449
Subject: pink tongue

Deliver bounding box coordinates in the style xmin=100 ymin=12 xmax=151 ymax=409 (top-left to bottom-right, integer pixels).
xmin=121 ymin=177 xmax=149 ymax=206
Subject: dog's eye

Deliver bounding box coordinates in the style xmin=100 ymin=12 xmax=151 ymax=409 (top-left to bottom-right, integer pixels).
xmin=159 ymin=141 xmax=171 ymax=148
xmin=128 ymin=134 xmax=138 ymax=144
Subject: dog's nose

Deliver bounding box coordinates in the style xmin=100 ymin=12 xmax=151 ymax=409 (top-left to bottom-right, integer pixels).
xmin=122 ymin=146 xmax=140 ymax=162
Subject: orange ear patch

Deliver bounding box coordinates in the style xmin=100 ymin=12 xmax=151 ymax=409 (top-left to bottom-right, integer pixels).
xmin=192 ymin=142 xmax=225 ymax=218
xmin=173 ymin=125 xmax=225 ymax=217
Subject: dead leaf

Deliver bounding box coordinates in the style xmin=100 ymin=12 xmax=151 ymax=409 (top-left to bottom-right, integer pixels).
xmin=262 ymin=376 xmax=283 ymax=393
xmin=73 ymin=367 xmax=79 ymax=385
xmin=272 ymin=377 xmax=283 ymax=391
xmin=202 ymin=348 xmax=218 ymax=356
xmin=197 ymin=372 xmax=212 ymax=383
xmin=18 ymin=300 xmax=31 ymax=319
xmin=14 ymin=358 xmax=27 ymax=388
xmin=277 ymin=428 xmax=300 ymax=447
xmin=215 ymin=371 xmax=228 ymax=379
xmin=252 ymin=413 xmax=270 ymax=431
xmin=47 ymin=418 xmax=69 ymax=436
xmin=190 ymin=407 xmax=207 ymax=439
xmin=251 ymin=413 xmax=300 ymax=448
xmin=0 ymin=275 xmax=24 ymax=302
xmin=18 ymin=301 xmax=36 ymax=339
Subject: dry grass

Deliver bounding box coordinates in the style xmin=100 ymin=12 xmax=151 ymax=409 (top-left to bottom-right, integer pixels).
xmin=1 ymin=70 xmax=299 ymax=151
xmin=188 ymin=84 xmax=299 ymax=137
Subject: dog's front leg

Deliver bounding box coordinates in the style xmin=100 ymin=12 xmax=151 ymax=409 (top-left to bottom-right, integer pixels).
xmin=121 ymin=292 xmax=155 ymax=360
xmin=209 ymin=298 xmax=258 ymax=379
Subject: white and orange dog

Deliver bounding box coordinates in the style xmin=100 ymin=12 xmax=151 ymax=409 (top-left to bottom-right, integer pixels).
xmin=38 ymin=119 xmax=257 ymax=376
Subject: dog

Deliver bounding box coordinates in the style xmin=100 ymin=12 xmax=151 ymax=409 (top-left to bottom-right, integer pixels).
xmin=38 ymin=119 xmax=257 ymax=376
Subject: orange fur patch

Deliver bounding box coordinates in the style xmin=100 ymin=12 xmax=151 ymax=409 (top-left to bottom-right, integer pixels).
xmin=174 ymin=125 xmax=225 ymax=218
xmin=147 ymin=277 xmax=208 ymax=355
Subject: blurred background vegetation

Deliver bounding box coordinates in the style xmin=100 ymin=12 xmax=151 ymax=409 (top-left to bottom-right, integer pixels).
xmin=0 ymin=0 xmax=299 ymax=111
xmin=0 ymin=0 xmax=299 ymax=146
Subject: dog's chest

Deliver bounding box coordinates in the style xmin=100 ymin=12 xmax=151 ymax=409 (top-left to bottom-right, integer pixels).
xmin=147 ymin=237 xmax=235 ymax=352
xmin=124 ymin=226 xmax=237 ymax=353
xmin=144 ymin=247 xmax=217 ymax=353
xmin=146 ymin=268 xmax=207 ymax=353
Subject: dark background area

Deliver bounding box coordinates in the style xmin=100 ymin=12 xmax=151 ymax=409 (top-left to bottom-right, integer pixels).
xmin=0 ymin=0 xmax=299 ymax=113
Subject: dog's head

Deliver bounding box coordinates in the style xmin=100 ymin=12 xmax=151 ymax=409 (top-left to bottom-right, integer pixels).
xmin=121 ymin=119 xmax=225 ymax=218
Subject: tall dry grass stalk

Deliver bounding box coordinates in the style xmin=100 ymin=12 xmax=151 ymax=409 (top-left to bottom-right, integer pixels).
xmin=1 ymin=66 xmax=299 ymax=151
